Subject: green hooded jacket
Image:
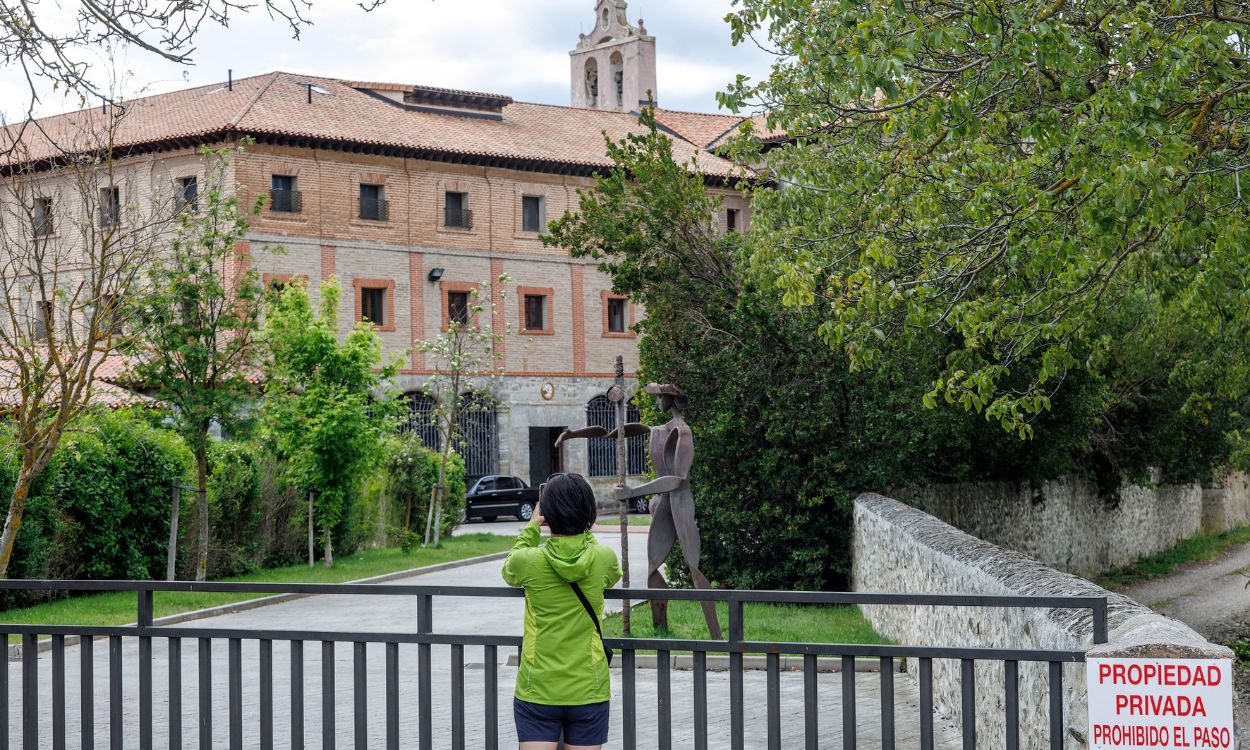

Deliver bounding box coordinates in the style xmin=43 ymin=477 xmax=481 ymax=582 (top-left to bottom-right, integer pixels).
xmin=502 ymin=522 xmax=623 ymax=705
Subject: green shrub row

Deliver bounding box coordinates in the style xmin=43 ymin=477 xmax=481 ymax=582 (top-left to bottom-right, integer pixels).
xmin=0 ymin=411 xmax=468 ymax=606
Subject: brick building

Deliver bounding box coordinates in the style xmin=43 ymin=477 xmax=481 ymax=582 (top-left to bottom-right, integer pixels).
xmin=3 ymin=0 xmax=759 ymax=496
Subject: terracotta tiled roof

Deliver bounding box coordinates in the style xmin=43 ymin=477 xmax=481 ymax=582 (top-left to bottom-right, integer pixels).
xmin=0 ymin=353 xmax=156 ymax=409
xmin=4 ymin=72 xmax=752 ymax=180
xmin=651 ymin=109 xmax=746 ymax=149
xmin=708 ymin=114 xmax=790 ymax=150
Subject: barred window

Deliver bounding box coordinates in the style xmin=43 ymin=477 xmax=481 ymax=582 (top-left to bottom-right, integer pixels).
xmin=397 ymin=392 xmax=440 ymax=451
xmin=455 ymin=393 xmax=498 ymax=481
xmin=586 ymin=395 xmax=648 ymax=477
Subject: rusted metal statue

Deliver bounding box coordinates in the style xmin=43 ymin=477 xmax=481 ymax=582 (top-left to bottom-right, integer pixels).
xmin=557 ymin=380 xmax=722 ymax=639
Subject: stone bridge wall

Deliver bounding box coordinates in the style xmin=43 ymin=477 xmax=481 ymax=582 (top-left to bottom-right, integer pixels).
xmin=896 ymin=475 xmax=1205 ymax=577
xmin=852 ymin=493 xmax=1231 ymax=750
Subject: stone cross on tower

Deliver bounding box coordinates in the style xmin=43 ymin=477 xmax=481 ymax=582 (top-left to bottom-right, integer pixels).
xmin=569 ymin=0 xmax=657 ymax=111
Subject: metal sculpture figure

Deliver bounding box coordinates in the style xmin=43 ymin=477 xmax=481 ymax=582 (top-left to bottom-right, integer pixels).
xmin=557 ymin=381 xmax=722 ymax=639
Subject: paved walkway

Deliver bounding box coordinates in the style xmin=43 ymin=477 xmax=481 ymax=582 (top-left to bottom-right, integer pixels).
xmin=6 ymin=532 xmax=960 ymax=748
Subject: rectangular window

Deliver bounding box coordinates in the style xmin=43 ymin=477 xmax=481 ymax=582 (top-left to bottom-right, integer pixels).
xmin=270 ymin=175 xmax=301 ymax=213
xmin=176 ymin=176 xmax=198 ymax=212
xmin=521 ymin=195 xmax=544 ymax=232
xmin=359 ymin=183 xmax=388 ymax=221
xmin=726 ymin=208 xmax=739 ymax=232
xmin=99 ymin=186 xmax=121 ymax=227
xmin=448 ymin=290 xmax=471 ymax=326
xmin=33 ymin=196 xmax=53 ymax=236
xmin=360 ymin=287 xmax=386 ymax=326
xmin=444 ymin=191 xmax=471 ymax=228
xmin=607 ymin=297 xmax=627 ymax=334
xmin=32 ymin=300 xmax=53 ymax=339
xmin=98 ymin=294 xmax=121 ymax=336
xmin=524 ymin=294 xmax=546 ymax=331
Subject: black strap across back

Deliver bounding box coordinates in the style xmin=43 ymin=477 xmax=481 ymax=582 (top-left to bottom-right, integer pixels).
xmin=569 ymin=582 xmax=614 ymax=666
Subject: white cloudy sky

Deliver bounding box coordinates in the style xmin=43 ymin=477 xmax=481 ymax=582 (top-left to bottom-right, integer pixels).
xmin=2 ymin=0 xmax=776 ymax=120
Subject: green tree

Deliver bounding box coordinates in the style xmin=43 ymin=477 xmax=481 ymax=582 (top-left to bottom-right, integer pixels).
xmin=261 ymin=279 xmax=396 ymax=567
xmin=721 ymin=1 xmax=1250 ymax=438
xmin=544 ymin=108 xmax=1215 ymax=589
xmin=0 ymin=107 xmax=177 ymax=578
xmin=413 ymin=277 xmax=509 ymax=547
xmin=129 ymin=150 xmax=266 ymax=581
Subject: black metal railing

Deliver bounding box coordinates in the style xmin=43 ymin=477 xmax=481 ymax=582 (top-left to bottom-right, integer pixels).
xmin=270 ymin=189 xmax=303 ymax=214
xmin=0 ymin=580 xmax=1107 ymax=750
xmin=444 ymin=207 xmax=473 ymax=228
xmin=358 ymin=197 xmax=389 ymax=222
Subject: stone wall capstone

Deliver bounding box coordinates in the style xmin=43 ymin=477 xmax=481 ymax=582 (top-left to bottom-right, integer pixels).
xmin=852 ymin=493 xmax=1230 ymax=750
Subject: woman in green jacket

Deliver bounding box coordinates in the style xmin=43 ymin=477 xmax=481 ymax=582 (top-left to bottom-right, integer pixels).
xmin=502 ymin=473 xmax=622 ymax=749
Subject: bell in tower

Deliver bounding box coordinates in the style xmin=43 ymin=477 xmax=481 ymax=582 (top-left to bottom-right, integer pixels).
xmin=569 ymin=0 xmax=657 ymax=111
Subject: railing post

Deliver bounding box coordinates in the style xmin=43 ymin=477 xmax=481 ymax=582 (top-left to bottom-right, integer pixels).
xmin=138 ymin=589 xmax=154 ymax=750
xmin=728 ymin=594 xmax=744 ymax=750
xmin=1092 ymin=598 xmax=1108 ymax=644
xmin=417 ymin=594 xmax=433 ymax=750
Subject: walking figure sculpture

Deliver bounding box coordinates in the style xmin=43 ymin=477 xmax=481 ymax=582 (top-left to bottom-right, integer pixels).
xmin=556 ymin=383 xmax=722 ymax=639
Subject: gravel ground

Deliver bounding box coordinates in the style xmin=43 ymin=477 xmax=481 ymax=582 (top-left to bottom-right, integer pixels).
xmin=1119 ymin=540 xmax=1250 ymax=743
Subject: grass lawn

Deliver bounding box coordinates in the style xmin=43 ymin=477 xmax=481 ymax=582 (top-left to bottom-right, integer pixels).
xmin=603 ymin=600 xmax=890 ymax=648
xmin=596 ymin=514 xmax=652 ymax=526
xmin=0 ymin=533 xmax=511 ymax=643
xmin=1096 ymin=525 xmax=1250 ymax=590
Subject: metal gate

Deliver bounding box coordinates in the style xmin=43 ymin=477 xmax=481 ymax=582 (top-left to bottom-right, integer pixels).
xmin=0 ymin=580 xmax=1106 ymax=750
xmin=586 ymin=394 xmax=647 ymax=477
xmin=454 ymin=393 xmax=498 ymax=480
xmin=397 ymin=392 xmax=440 ymax=451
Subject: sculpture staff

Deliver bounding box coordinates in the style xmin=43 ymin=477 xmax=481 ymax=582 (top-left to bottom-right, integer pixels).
xmin=557 ymin=383 xmax=721 ymax=639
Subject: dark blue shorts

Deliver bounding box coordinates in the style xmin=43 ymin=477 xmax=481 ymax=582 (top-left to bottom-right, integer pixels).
xmin=514 ymin=697 xmax=610 ymax=745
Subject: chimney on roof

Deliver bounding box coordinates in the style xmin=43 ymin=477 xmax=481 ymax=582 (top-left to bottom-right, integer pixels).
xmin=228 ymin=69 xmax=233 ymax=91
xmin=305 ymin=83 xmax=313 ymax=104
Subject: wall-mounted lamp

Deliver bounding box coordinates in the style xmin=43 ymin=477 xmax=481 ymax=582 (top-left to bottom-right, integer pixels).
xmin=427 ymin=267 xmax=445 ymax=283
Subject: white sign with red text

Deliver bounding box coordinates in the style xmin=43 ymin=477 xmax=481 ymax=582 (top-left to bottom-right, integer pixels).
xmin=1087 ymin=657 xmax=1234 ymax=749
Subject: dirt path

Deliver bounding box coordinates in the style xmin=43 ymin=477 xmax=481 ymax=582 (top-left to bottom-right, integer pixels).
xmin=1117 ymin=540 xmax=1250 ymax=743
xmin=1119 ymin=540 xmax=1250 ymax=638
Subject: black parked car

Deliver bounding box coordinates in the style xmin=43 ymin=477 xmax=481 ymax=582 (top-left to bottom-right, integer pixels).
xmin=464 ymin=475 xmax=540 ymax=522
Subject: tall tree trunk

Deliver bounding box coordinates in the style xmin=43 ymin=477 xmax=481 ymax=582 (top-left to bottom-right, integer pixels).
xmin=423 ymin=484 xmax=438 ymax=546
xmin=426 ymin=433 xmax=454 ymax=547
xmin=194 ymin=447 xmax=209 ymax=582
xmin=323 ymin=531 xmax=334 ymax=568
xmin=0 ymin=466 xmax=35 ymax=579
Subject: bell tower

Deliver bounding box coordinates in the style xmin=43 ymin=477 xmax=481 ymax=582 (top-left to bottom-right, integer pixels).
xmin=569 ymin=0 xmax=657 ymax=111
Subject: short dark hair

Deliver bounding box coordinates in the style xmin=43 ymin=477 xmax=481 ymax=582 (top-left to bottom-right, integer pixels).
xmin=541 ymin=473 xmax=597 ymax=535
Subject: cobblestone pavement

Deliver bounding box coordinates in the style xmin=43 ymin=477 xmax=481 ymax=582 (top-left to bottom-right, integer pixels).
xmin=6 ymin=534 xmax=960 ymax=748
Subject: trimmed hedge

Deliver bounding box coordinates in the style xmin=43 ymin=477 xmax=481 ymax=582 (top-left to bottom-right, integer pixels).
xmin=1 ymin=410 xmax=193 ymax=606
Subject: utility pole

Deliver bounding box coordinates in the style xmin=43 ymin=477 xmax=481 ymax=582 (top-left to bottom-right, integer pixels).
xmin=609 ymin=355 xmax=631 ymax=635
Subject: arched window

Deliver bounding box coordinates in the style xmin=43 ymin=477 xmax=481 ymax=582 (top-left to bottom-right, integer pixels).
xmin=455 ymin=392 xmax=498 ymax=481
xmin=586 ymin=395 xmax=648 ymax=477
xmin=584 ymin=58 xmax=599 ymax=108
xmin=398 ymin=392 xmax=440 ymax=451
xmin=609 ymin=52 xmax=624 ymax=109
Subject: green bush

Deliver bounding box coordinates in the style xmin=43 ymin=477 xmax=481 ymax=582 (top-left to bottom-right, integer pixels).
xmin=380 ymin=434 xmax=466 ymax=548
xmin=201 ymin=440 xmax=263 ymax=577
xmin=1 ymin=410 xmax=193 ymax=607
